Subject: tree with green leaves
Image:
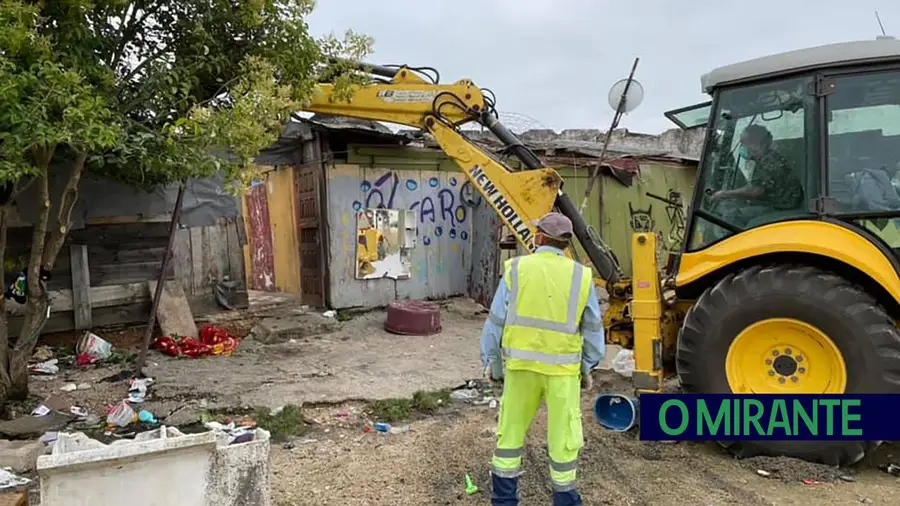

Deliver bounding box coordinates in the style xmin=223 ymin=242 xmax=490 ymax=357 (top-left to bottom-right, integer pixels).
xmin=0 ymin=0 xmax=371 ymax=401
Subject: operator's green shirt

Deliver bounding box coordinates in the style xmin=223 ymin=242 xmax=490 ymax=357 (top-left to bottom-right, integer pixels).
xmin=750 ymin=149 xmax=804 ymax=210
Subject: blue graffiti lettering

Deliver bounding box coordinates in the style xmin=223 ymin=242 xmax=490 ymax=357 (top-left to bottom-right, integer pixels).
xmin=428 ymin=177 xmax=439 ymax=188
xmin=450 ymin=177 xmax=458 ymax=187
xmin=406 ymin=179 xmax=418 ymax=191
xmin=461 ymin=230 xmax=469 ymax=241
xmin=365 ymin=190 xmax=384 ymax=209
xmin=352 ymin=201 xmax=362 ymax=212
xmin=438 ymin=189 xmax=456 ymax=225
xmin=423 ymin=236 xmax=432 ymax=246
xmin=435 ymin=226 xmax=443 ymax=237
xmin=449 ymin=229 xmax=457 ymax=239
xmin=420 ymin=197 xmax=435 ymax=223
xmin=360 ymin=181 xmax=371 ymax=192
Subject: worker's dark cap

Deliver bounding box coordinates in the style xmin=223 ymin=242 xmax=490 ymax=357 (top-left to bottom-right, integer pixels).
xmin=531 ymin=212 xmax=573 ymax=240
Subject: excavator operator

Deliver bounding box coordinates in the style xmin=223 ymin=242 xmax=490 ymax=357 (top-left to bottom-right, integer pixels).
xmin=708 ymin=124 xmax=804 ymax=225
xmin=479 ymin=212 xmax=606 ymax=506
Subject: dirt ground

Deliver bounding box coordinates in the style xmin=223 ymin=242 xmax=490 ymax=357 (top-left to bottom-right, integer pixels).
xmin=269 ymin=374 xmax=900 ymax=506
xmin=22 ymin=293 xmax=900 ymax=505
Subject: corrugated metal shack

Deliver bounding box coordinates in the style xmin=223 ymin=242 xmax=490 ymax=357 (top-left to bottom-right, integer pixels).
xmin=6 ymin=163 xmax=247 ymax=336
xmin=242 ymin=116 xmax=502 ymax=310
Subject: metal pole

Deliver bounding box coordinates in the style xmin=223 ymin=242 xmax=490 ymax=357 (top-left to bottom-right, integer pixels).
xmin=135 ymin=182 xmax=187 ymax=374
xmin=576 ymin=58 xmax=640 ymax=217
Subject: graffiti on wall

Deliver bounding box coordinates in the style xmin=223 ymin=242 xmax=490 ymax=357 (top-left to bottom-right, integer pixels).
xmin=627 ymin=188 xmax=688 ymax=250
xmin=628 ymin=202 xmax=655 ymax=233
xmin=350 ymin=171 xmax=478 ymax=247
xmin=664 ymin=190 xmax=686 ymax=248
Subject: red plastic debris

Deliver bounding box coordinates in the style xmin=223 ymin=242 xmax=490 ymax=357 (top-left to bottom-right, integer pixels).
xmin=151 ymin=324 xmax=240 ymax=359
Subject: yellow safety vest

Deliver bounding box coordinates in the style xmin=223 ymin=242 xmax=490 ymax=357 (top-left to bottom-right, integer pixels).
xmin=500 ymin=251 xmax=592 ymax=376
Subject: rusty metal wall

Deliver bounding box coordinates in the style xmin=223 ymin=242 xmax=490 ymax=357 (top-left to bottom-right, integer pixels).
xmin=467 ymin=192 xmax=501 ymax=309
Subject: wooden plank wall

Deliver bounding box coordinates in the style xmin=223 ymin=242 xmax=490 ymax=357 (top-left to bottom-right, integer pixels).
xmin=4 ymin=217 xmax=248 ymax=337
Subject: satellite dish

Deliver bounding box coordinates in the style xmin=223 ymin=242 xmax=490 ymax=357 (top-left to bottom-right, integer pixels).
xmin=607 ymin=78 xmax=644 ymax=113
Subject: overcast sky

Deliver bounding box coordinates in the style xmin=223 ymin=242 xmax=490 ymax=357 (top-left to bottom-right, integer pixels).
xmin=307 ymin=0 xmax=900 ymax=134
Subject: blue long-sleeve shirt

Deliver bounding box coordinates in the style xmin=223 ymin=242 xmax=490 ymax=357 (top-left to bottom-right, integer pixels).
xmin=480 ymin=245 xmax=606 ymax=378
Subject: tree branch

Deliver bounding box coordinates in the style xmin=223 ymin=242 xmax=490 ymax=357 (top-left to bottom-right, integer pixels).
xmin=121 ymin=46 xmax=169 ymax=84
xmin=26 ymin=145 xmax=53 ymax=300
xmin=0 ymin=204 xmax=12 ymax=388
xmin=42 ymin=150 xmax=85 ymax=271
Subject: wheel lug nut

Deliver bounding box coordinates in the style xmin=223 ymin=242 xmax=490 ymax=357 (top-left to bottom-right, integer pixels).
xmin=785 ymin=348 xmax=792 ymax=355
xmin=791 ymin=376 xmax=798 ymax=383
xmin=778 ymin=377 xmax=786 ymax=383
xmin=772 ymin=350 xmax=780 ymax=356
xmin=796 ymin=355 xmax=803 ymax=362
xmin=765 ymin=359 xmax=773 ymax=365
xmin=798 ymin=367 xmax=805 ymax=374
xmin=768 ymin=370 xmax=776 ymax=376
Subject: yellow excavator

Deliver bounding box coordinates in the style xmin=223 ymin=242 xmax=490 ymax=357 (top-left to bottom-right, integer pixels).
xmin=306 ymin=36 xmax=900 ymax=466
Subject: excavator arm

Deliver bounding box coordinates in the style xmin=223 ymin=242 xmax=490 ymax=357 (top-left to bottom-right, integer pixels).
xmin=306 ymin=62 xmax=623 ymax=287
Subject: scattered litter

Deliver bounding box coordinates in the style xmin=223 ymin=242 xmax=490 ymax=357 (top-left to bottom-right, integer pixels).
xmin=451 ymin=388 xmax=480 ymax=401
xmin=127 ymin=377 xmax=154 ymax=403
xmin=0 ymin=467 xmax=30 ymax=490
xmin=839 ymin=474 xmax=855 ymax=482
xmin=106 ymin=400 xmax=137 ymax=428
xmin=138 ymin=410 xmax=158 ymax=424
xmin=464 ymin=473 xmax=479 ymax=495
xmin=322 ymin=310 xmax=337 ymax=318
xmin=31 ymin=404 xmax=51 ymax=417
xmin=374 ymin=422 xmax=391 ymax=433
xmin=336 ymin=411 xmax=349 ymax=418
xmin=59 ymin=383 xmax=77 ymax=392
xmin=880 ymin=463 xmax=900 ymax=476
xmin=801 ymin=478 xmax=821 ymax=486
xmin=29 ymin=358 xmax=59 ymax=375
xmin=611 ymin=349 xmax=635 ymax=378
xmin=389 ymin=424 xmax=410 ymax=435
xmin=31 ymin=345 xmax=54 ymax=362
xmin=489 ymin=399 xmax=498 ymax=409
xmin=152 ymin=324 xmax=240 ymax=358
xmin=39 ymin=432 xmax=58 ymax=445
xmin=69 ymin=406 xmax=88 ymax=419
xmin=203 ymin=420 xmax=257 ymax=445
xmin=75 ymin=331 xmax=113 ymax=365
xmin=756 ymin=469 xmax=772 ymax=478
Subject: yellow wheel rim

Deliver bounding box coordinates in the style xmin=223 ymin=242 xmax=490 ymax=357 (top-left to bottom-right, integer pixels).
xmin=725 ymin=318 xmax=847 ymax=394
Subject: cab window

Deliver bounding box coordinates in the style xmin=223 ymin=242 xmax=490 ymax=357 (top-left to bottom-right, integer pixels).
xmin=824 ymin=70 xmax=900 ymax=248
xmin=687 ymin=76 xmax=815 ymax=251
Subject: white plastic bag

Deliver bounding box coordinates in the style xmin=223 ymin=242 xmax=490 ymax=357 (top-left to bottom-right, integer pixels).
xmin=106 ymin=400 xmax=136 ymax=427
xmin=611 ymin=349 xmax=635 ymax=378
xmin=77 ymin=331 xmax=113 ymax=360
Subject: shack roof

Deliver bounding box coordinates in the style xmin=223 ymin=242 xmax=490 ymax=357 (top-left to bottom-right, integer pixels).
xmin=701 ymin=37 xmax=900 ymax=93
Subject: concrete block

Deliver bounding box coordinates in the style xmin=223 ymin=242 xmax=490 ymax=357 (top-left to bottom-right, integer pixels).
xmin=0 ymin=439 xmax=46 ymax=473
xmin=249 ymin=314 xmax=340 ymax=344
xmin=37 ymin=426 xmax=272 ymax=506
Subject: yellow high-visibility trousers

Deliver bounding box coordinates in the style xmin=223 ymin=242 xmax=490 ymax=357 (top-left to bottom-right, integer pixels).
xmin=491 ymin=369 xmax=584 ymax=492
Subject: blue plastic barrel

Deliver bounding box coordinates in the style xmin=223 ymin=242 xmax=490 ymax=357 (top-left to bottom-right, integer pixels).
xmin=593 ymin=393 xmax=640 ymax=432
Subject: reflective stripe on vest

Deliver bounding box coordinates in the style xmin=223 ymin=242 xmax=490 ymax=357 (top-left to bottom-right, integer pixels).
xmin=506 ymin=256 xmax=585 ymax=335
xmin=500 ymin=253 xmax=590 ymax=373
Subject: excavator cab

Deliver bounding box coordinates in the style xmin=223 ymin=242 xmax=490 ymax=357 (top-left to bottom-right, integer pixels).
xmin=663 ymin=37 xmax=900 ymax=466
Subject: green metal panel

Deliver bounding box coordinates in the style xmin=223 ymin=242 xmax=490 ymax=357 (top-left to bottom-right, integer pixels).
xmin=598 ymin=162 xmax=697 ymax=277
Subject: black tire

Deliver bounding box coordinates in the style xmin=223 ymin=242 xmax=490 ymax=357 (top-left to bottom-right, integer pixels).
xmin=676 ymin=264 xmax=900 ymax=466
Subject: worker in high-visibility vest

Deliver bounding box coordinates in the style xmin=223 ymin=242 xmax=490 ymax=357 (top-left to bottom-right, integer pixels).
xmin=480 ymin=212 xmax=606 ymax=506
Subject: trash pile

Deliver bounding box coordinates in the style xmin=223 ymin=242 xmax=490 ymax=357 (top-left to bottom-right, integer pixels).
xmin=105 ymin=377 xmax=157 ymax=429
xmin=450 ymin=380 xmax=498 ymax=409
xmin=151 ymin=324 xmax=240 ymax=358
